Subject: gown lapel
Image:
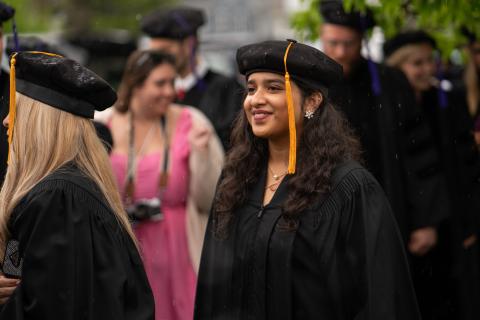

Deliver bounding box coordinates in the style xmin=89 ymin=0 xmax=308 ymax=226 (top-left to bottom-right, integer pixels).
xmin=249 ymin=170 xmax=297 ymax=319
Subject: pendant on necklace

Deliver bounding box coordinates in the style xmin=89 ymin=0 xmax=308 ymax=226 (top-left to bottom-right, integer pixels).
xmin=269 ymin=184 xmax=278 ymax=191
xmin=273 ymin=174 xmax=280 ymax=180
xmin=266 ymin=180 xmax=280 ymax=192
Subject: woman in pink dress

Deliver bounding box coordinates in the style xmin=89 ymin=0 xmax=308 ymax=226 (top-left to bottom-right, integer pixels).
xmin=97 ymin=50 xmax=224 ymax=320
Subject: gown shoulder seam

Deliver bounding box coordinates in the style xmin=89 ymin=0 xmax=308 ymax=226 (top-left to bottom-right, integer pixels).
xmin=312 ymin=166 xmax=376 ymax=227
xmin=17 ymin=177 xmax=112 ymax=215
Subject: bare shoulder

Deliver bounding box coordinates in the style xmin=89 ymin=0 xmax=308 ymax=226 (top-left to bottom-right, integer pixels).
xmin=170 ymin=104 xmax=185 ymax=117
xmin=109 ymin=110 xmax=128 ymax=128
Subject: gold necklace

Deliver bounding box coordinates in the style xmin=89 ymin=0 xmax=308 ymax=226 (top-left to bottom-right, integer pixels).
xmin=265 ymin=166 xmax=288 ymax=191
xmin=266 ymin=180 xmax=281 ymax=191
xmin=268 ymin=166 xmax=287 ymax=181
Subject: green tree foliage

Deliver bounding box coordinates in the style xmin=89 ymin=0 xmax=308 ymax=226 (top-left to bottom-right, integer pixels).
xmin=2 ymin=0 xmax=55 ymax=33
xmin=291 ymin=0 xmax=480 ymax=59
xmin=3 ymin=0 xmax=175 ymax=35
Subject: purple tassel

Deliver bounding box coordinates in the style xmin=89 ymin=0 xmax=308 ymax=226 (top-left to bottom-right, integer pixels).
xmin=360 ymin=15 xmax=381 ymax=96
xmin=436 ymin=60 xmax=448 ymax=109
xmin=367 ymin=58 xmax=381 ymax=96
xmin=172 ymin=12 xmax=206 ymax=92
xmin=190 ymin=42 xmax=206 ymax=91
xmin=437 ymin=87 xmax=448 ymax=109
xmin=12 ymin=18 xmax=20 ymax=52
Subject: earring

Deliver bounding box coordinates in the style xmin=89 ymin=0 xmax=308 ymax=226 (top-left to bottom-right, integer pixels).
xmin=305 ymin=110 xmax=315 ymax=119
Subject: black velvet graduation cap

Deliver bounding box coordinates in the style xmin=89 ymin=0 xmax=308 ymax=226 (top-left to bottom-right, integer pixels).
xmin=319 ymin=0 xmax=375 ymax=32
xmin=0 ymin=1 xmax=14 ymax=24
xmin=236 ymin=39 xmax=343 ymax=174
xmin=237 ymin=39 xmax=343 ymax=90
xmin=11 ymin=51 xmax=117 ymax=119
xmin=141 ymin=7 xmax=205 ymax=39
xmin=383 ymin=30 xmax=437 ymax=59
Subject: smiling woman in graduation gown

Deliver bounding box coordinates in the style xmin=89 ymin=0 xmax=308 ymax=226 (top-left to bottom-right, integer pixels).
xmin=0 ymin=52 xmax=154 ymax=319
xmin=194 ymin=40 xmax=421 ymax=319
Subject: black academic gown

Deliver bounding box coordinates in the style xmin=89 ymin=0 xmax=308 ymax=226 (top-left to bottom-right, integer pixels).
xmin=421 ymin=87 xmax=480 ymax=239
xmin=416 ymin=87 xmax=480 ymax=320
xmin=177 ymin=69 xmax=243 ymax=150
xmin=0 ymin=70 xmax=9 ymax=185
xmin=194 ymin=161 xmax=421 ymax=320
xmin=329 ymin=58 xmax=450 ymax=241
xmin=0 ymin=164 xmax=155 ymax=320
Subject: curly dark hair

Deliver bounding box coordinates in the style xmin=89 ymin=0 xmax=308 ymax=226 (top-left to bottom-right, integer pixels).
xmin=213 ymin=81 xmax=362 ymax=237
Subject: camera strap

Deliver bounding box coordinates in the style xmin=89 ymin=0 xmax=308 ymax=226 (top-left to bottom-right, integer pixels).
xmin=125 ymin=112 xmax=171 ymax=205
xmin=158 ymin=115 xmax=170 ymax=190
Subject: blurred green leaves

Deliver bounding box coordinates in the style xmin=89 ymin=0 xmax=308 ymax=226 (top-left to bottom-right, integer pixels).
xmin=290 ymin=0 xmax=322 ymax=41
xmin=291 ymin=0 xmax=480 ymax=59
xmin=3 ymin=0 xmax=175 ymax=35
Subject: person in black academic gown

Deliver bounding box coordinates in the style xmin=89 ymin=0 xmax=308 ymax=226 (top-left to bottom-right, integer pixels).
xmin=0 ymin=51 xmax=154 ymax=319
xmin=194 ymin=39 xmax=421 ymax=320
xmin=0 ymin=4 xmax=17 ymax=303
xmin=384 ymin=30 xmax=480 ymax=320
xmin=461 ymin=27 xmax=480 ymax=146
xmin=0 ymin=2 xmax=15 ymax=185
xmin=140 ymin=6 xmax=243 ymax=150
xmin=318 ymin=0 xmax=449 ymax=253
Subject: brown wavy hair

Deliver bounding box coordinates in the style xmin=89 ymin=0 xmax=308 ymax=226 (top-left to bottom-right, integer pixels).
xmin=465 ymin=45 xmax=479 ymax=118
xmin=213 ymin=81 xmax=362 ymax=237
xmin=115 ymin=49 xmax=176 ymax=113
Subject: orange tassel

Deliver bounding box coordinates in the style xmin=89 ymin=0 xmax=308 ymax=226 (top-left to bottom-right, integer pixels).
xmin=6 ymin=51 xmax=63 ymax=165
xmin=27 ymin=51 xmax=63 ymax=58
xmin=283 ymin=41 xmax=296 ymax=174
xmin=7 ymin=53 xmax=18 ymax=165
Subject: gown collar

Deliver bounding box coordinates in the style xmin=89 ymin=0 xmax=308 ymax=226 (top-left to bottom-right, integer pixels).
xmin=248 ymin=160 xmax=291 ymax=209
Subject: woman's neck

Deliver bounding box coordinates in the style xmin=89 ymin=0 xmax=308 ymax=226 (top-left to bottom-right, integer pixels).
xmin=268 ymin=137 xmax=289 ymax=172
xmin=130 ymin=101 xmax=166 ymax=125
xmin=131 ymin=113 xmax=159 ymax=126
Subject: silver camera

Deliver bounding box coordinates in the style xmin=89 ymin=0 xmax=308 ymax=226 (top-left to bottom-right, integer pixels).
xmin=126 ymin=198 xmax=163 ymax=221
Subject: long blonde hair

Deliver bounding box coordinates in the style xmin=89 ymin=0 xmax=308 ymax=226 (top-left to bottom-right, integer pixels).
xmin=385 ymin=44 xmax=420 ymax=68
xmin=0 ymin=93 xmax=137 ymax=253
xmin=464 ymin=50 xmax=479 ymax=117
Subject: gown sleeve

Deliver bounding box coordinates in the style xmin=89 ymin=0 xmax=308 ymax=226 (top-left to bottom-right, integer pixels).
xmin=0 ymin=183 xmax=137 ymax=320
xmin=336 ymin=169 xmax=421 ymax=320
xmin=394 ymin=68 xmax=450 ymax=231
